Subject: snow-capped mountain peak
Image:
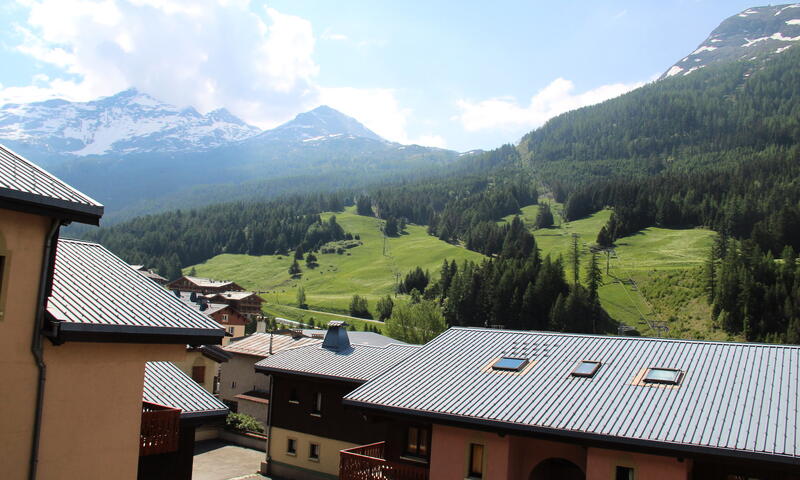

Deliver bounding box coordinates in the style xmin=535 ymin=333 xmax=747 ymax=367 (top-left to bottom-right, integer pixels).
xmin=252 ymin=105 xmax=385 ymax=144
xmin=661 ymin=3 xmax=800 ymax=79
xmin=0 ymin=88 xmax=261 ymax=156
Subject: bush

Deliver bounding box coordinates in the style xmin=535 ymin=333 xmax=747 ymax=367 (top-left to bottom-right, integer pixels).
xmin=226 ymin=412 xmax=264 ymax=434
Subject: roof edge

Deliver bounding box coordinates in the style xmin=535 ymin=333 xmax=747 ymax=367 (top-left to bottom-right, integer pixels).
xmin=255 ymin=364 xmax=367 ymax=384
xmin=53 ymin=321 xmax=225 ymax=345
xmin=342 ymin=399 xmax=800 ymax=466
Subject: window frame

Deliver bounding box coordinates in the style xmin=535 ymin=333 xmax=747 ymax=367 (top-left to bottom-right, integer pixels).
xmin=191 ymin=365 xmax=206 ymax=383
xmin=288 ymin=388 xmax=300 ymax=404
xmin=572 ymin=360 xmax=602 ymax=378
xmin=468 ymin=443 xmax=484 ymax=478
xmin=310 ymin=392 xmax=322 ymax=416
xmin=309 ymin=443 xmax=320 ymax=461
xmin=403 ymin=425 xmax=430 ymax=459
xmin=286 ymin=438 xmax=297 ymax=456
xmin=615 ymin=465 xmax=635 ymax=480
xmin=491 ymin=357 xmax=528 ymax=372
xmin=643 ymin=367 xmax=683 ymax=385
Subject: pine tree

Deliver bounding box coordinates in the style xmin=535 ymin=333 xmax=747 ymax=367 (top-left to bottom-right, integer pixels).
xmin=296 ymin=286 xmax=307 ymax=309
xmin=585 ymin=252 xmax=602 ymax=300
xmin=569 ymin=234 xmax=581 ymax=286
xmin=376 ymin=295 xmax=394 ymax=321
xmin=288 ymin=259 xmax=301 ymax=276
xmin=535 ymin=202 xmax=554 ymax=229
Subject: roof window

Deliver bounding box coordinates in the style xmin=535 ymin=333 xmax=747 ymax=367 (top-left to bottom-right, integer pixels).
xmin=492 ymin=357 xmax=528 ymax=372
xmin=643 ymin=368 xmax=682 ymax=385
xmin=572 ymin=361 xmax=601 ymax=378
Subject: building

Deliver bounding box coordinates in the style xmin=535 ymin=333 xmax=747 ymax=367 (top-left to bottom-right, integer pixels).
xmin=0 ymin=144 xmax=225 ymax=480
xmin=139 ymin=361 xmax=229 ymax=480
xmin=175 ymin=344 xmax=232 ymax=394
xmin=342 ymin=327 xmax=800 ymax=480
xmin=255 ymin=322 xmax=420 ymax=480
xmin=167 ymin=275 xmax=244 ymax=294
xmin=301 ymin=328 xmax=407 ymax=346
xmin=220 ymin=332 xmax=321 ymax=425
xmin=130 ymin=264 xmax=168 ymax=285
xmin=205 ymin=290 xmax=265 ymax=318
xmin=175 ymin=291 xmax=248 ymax=344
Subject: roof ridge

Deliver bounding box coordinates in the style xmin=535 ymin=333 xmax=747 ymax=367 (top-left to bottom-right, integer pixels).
xmin=449 ymin=326 xmax=800 ymax=349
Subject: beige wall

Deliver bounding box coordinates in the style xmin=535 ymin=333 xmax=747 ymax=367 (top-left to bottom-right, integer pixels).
xmin=219 ymin=353 xmax=270 ymax=399
xmin=0 ymin=209 xmax=52 ymax=480
xmin=269 ymin=426 xmax=356 ymax=477
xmin=175 ymin=350 xmax=220 ymax=393
xmin=222 ymin=324 xmax=245 ymax=345
xmin=429 ymin=423 xmax=691 ymax=480
xmin=37 ymin=342 xmax=185 ymax=480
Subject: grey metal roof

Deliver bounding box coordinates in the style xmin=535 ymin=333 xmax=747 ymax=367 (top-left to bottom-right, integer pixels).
xmin=255 ymin=342 xmax=421 ymax=383
xmin=47 ymin=239 xmax=225 ymax=343
xmin=301 ymin=329 xmax=407 ymax=347
xmin=224 ymin=332 xmax=321 ymax=358
xmin=183 ymin=276 xmax=239 ymax=288
xmin=143 ymin=361 xmax=228 ymax=419
xmin=344 ymin=327 xmax=800 ymax=464
xmin=0 ymin=144 xmax=103 ymax=223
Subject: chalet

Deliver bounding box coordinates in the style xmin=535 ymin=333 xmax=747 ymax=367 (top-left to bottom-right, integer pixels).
xmin=167 ymin=275 xmax=244 ymax=294
xmin=0 ymin=144 xmax=225 ymax=479
xmin=139 ymin=361 xmax=229 ymax=480
xmin=343 ymin=327 xmax=800 ymax=480
xmin=205 ymin=290 xmax=265 ymax=318
xmin=254 ymin=322 xmax=420 ymax=480
xmin=220 ymin=332 xmax=321 ymax=425
xmin=175 ymin=292 xmax=248 ymax=343
xmin=130 ymin=264 xmax=168 ymax=285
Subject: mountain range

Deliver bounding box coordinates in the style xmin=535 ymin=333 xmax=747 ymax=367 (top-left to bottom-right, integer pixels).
xmin=0 ymin=91 xmax=458 ymax=221
xmin=661 ymin=3 xmax=800 ymax=78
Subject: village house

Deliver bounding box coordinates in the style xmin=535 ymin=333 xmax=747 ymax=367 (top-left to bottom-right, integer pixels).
xmin=175 ymin=344 xmax=232 ymax=395
xmin=139 ymin=361 xmax=229 ymax=480
xmin=205 ymin=289 xmax=265 ymax=318
xmin=342 ymin=327 xmax=800 ymax=480
xmin=175 ymin=291 xmax=248 ymax=344
xmin=254 ymin=322 xmax=420 ymax=480
xmin=167 ymin=275 xmax=245 ymax=294
xmin=130 ymin=264 xmax=168 ymax=285
xmin=0 ymin=144 xmax=225 ymax=479
xmin=220 ymin=331 xmax=321 ymax=426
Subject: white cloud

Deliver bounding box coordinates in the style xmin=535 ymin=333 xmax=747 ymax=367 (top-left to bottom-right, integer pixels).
xmin=454 ymin=78 xmax=644 ymax=132
xmin=3 ymin=0 xmax=426 ymax=145
xmin=3 ymin=0 xmax=320 ymax=127
xmin=321 ymin=28 xmax=348 ymax=41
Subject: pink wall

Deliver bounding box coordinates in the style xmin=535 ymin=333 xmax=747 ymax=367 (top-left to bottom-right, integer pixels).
xmin=428 ymin=424 xmax=691 ymax=480
xmin=586 ymin=447 xmax=691 ymax=480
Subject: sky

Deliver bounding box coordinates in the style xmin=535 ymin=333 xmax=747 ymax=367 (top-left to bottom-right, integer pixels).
xmin=0 ymin=0 xmax=767 ymax=151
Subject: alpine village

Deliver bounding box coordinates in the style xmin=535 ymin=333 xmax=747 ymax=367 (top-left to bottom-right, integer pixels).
xmin=2 ymin=3 xmax=800 ymax=480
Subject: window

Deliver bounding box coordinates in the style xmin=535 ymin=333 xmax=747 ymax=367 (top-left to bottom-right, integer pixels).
xmin=191 ymin=365 xmax=206 ymax=383
xmin=405 ymin=426 xmax=429 ymax=458
xmin=616 ymin=466 xmax=634 ymax=480
xmin=289 ymin=388 xmax=299 ymax=404
xmin=309 ymin=443 xmax=320 ymax=461
xmin=572 ymin=361 xmax=601 ymax=378
xmin=286 ymin=438 xmax=297 ymax=456
xmin=492 ymin=357 xmax=528 ymax=372
xmin=231 ymin=381 xmax=236 ymax=389
xmin=221 ymin=314 xmax=229 ymax=322
xmin=227 ymin=326 xmax=235 ymax=335
xmin=311 ymin=392 xmax=322 ymax=415
xmin=643 ymin=368 xmax=682 ymax=385
xmin=468 ymin=443 xmax=484 ymax=478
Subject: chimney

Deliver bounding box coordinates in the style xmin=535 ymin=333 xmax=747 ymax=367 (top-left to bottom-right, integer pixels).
xmin=322 ymin=321 xmax=351 ymax=353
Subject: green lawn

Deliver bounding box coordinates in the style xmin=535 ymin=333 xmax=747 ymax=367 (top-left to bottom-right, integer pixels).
xmin=186 ymin=206 xmax=484 ymax=319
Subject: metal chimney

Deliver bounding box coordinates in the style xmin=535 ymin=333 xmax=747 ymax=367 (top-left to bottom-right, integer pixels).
xmin=322 ymin=321 xmax=351 ymax=352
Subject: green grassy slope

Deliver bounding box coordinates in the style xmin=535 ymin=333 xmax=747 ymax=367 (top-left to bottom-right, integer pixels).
xmin=186 ymin=206 xmax=484 ymax=323
xmin=504 ymin=201 xmax=720 ymax=339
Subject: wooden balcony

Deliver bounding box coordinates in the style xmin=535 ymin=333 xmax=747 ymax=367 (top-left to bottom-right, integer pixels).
xmin=340 ymin=441 xmax=429 ymax=480
xmin=140 ymin=401 xmax=181 ymax=456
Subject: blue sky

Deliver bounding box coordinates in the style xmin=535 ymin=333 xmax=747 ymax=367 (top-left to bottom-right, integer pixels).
xmin=0 ymin=1 xmax=763 ymax=151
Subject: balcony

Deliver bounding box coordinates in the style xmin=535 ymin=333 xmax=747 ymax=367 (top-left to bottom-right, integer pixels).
xmin=340 ymin=441 xmax=428 ymax=480
xmin=140 ymin=402 xmax=180 ymax=456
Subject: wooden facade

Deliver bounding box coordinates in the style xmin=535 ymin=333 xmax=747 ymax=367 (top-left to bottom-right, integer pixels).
xmin=166 ymin=276 xmax=244 ymax=294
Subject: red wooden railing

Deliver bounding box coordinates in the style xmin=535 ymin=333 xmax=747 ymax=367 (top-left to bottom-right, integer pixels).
xmin=340 ymin=442 xmax=429 ymax=480
xmin=140 ymin=402 xmax=181 ymax=456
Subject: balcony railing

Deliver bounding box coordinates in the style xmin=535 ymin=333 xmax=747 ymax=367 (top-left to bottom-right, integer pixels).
xmin=340 ymin=441 xmax=428 ymax=480
xmin=140 ymin=402 xmax=181 ymax=456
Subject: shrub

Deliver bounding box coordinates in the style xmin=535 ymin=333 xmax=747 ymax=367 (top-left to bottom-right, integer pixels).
xmin=226 ymin=412 xmax=264 ymax=434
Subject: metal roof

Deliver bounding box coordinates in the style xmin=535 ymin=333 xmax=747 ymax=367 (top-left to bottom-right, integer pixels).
xmin=208 ymin=291 xmax=262 ymax=301
xmin=0 ymin=144 xmax=103 ymax=224
xmin=344 ymin=327 xmax=800 ymax=464
xmin=47 ymin=239 xmax=225 ymax=343
xmin=224 ymin=332 xmax=321 ymax=358
xmin=183 ymin=276 xmax=239 ymax=288
xmin=143 ymin=361 xmax=228 ymax=419
xmin=301 ymin=329 xmax=407 ymax=347
xmin=255 ymin=342 xmax=421 ymax=383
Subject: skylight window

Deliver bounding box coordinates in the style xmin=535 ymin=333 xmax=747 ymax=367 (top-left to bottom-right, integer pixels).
xmin=572 ymin=361 xmax=601 ymax=378
xmin=643 ymin=368 xmax=682 ymax=385
xmin=492 ymin=357 xmax=528 ymax=372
